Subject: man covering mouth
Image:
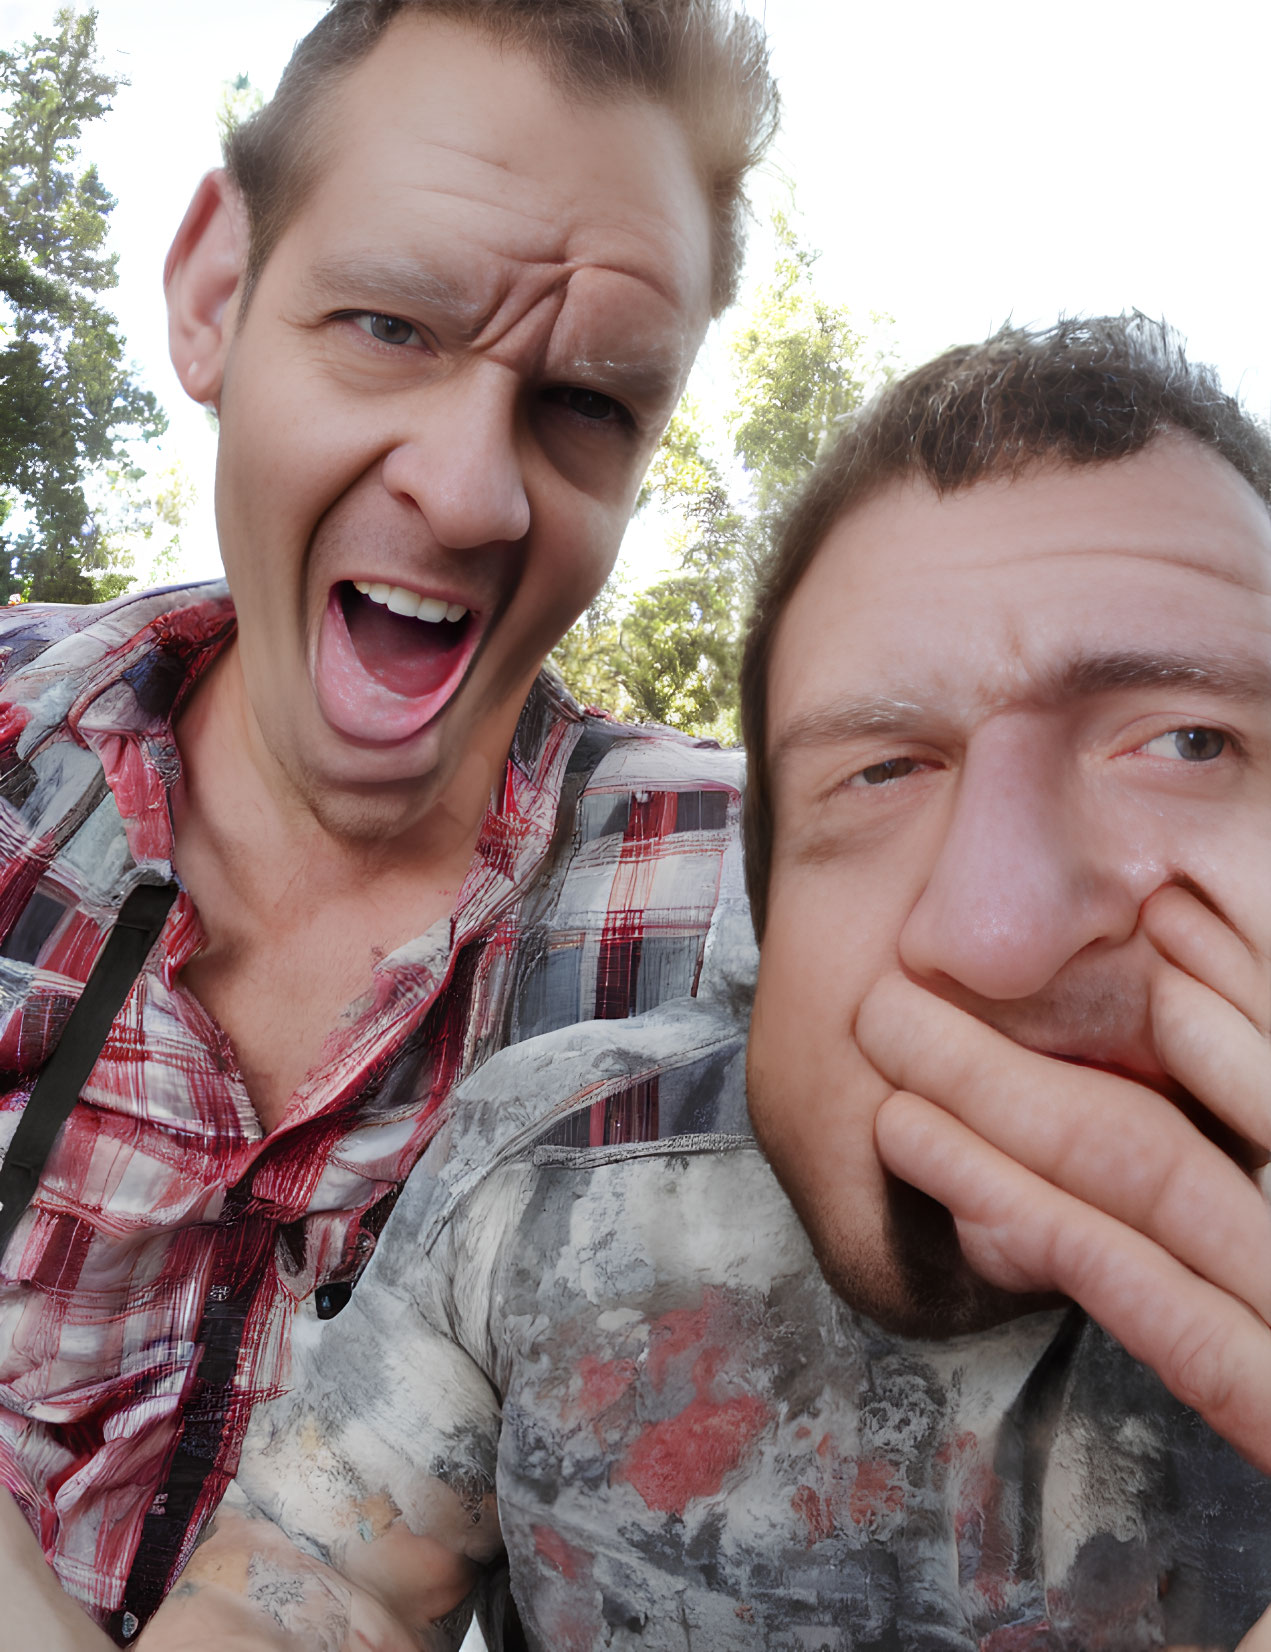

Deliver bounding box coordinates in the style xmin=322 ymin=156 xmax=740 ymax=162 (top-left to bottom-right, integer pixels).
xmin=745 ymin=360 xmax=1271 ymax=1341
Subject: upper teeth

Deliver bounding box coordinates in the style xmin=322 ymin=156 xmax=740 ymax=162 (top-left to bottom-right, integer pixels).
xmin=354 ymin=582 xmax=468 ymax=624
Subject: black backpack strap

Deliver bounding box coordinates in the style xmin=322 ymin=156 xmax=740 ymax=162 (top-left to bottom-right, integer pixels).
xmin=0 ymin=880 xmax=179 ymax=1255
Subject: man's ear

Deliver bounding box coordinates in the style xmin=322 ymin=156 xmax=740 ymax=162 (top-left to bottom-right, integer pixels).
xmin=165 ymin=170 xmax=250 ymax=409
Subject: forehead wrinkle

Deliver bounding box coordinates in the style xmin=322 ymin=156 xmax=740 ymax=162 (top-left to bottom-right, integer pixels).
xmin=384 ymin=158 xmax=706 ymax=315
xmin=398 ymin=169 xmax=569 ymax=240
xmin=1161 ymin=549 xmax=1271 ymax=593
xmin=579 ymin=256 xmax=695 ymax=317
xmin=383 ymin=164 xmax=684 ymax=294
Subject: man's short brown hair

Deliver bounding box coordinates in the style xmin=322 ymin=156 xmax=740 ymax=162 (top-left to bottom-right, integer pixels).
xmin=223 ymin=0 xmax=779 ymax=317
xmin=740 ymin=314 xmax=1271 ymax=938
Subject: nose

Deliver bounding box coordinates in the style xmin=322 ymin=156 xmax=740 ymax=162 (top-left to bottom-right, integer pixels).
xmin=379 ymin=363 xmax=532 ymax=550
xmin=897 ymin=718 xmax=1143 ymax=1000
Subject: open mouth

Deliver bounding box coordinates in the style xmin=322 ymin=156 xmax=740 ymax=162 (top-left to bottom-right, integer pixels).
xmin=343 ymin=581 xmax=472 ymax=697
xmin=312 ymin=580 xmax=483 ymax=745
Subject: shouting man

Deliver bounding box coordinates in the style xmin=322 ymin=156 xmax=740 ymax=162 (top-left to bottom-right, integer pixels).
xmin=0 ymin=0 xmax=777 ymax=1639
xmin=106 ymin=319 xmax=1271 ymax=1650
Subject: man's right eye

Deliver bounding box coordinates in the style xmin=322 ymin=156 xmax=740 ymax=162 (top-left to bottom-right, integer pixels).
xmin=847 ymin=757 xmax=923 ymax=788
xmin=349 ymin=312 xmax=427 ymax=348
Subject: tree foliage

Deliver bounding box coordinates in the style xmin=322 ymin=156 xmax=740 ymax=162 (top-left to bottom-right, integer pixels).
xmin=0 ymin=6 xmax=164 ymax=602
xmin=552 ymin=215 xmax=893 ymax=743
xmin=217 ymin=72 xmax=264 ymax=147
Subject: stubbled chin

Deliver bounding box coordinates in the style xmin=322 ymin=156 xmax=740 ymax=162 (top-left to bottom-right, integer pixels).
xmin=311 ymin=586 xmax=476 ymax=745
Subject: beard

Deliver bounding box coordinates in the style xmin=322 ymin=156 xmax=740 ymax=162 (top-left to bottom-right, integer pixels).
xmin=842 ymin=1175 xmax=1063 ymax=1339
xmin=772 ymin=1153 xmax=1063 ymax=1340
xmin=751 ymin=950 xmax=1220 ymax=1340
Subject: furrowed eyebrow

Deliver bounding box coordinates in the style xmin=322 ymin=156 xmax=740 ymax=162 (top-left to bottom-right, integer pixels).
xmin=1040 ymin=649 xmax=1271 ymax=705
xmin=773 ymin=699 xmax=930 ymax=770
xmin=772 ymin=650 xmax=1271 ymax=775
xmin=301 ymin=258 xmax=685 ymax=406
xmin=565 ymin=352 xmax=685 ymax=409
xmin=303 ymin=254 xmax=483 ymax=332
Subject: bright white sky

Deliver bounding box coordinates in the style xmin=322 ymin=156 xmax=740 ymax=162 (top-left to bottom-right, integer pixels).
xmin=2 ymin=0 xmax=1270 ymax=583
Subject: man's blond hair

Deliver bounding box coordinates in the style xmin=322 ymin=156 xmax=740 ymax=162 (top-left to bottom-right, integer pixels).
xmin=224 ymin=0 xmax=779 ymax=317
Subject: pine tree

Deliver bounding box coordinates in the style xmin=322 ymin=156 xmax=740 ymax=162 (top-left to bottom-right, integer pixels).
xmin=0 ymin=6 xmax=164 ymax=602
xmin=553 ymin=216 xmax=894 ymax=742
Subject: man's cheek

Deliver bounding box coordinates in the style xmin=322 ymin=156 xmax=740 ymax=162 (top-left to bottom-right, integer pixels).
xmin=749 ymin=948 xmax=895 ymax=1186
xmin=751 ymin=916 xmax=850 ymax=1085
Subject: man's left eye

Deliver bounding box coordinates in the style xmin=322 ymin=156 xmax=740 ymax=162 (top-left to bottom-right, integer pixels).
xmin=545 ymin=386 xmax=629 ymax=424
xmin=1142 ymin=727 xmax=1228 ymax=762
xmin=352 ymin=312 xmax=425 ymax=348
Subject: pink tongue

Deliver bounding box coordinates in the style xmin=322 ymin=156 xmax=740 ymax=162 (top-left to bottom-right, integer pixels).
xmin=343 ymin=590 xmax=464 ymax=699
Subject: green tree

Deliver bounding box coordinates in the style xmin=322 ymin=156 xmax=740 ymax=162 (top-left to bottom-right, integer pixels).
xmin=0 ymin=6 xmax=165 ymax=602
xmin=552 ymin=215 xmax=893 ymax=742
xmin=89 ymin=455 xmax=197 ymax=600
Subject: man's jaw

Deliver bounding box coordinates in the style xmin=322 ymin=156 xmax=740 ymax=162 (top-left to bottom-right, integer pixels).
xmin=312 ymin=578 xmax=487 ymax=745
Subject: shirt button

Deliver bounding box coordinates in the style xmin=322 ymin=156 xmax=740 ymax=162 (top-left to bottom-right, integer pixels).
xmin=315 ymin=1281 xmax=353 ymax=1320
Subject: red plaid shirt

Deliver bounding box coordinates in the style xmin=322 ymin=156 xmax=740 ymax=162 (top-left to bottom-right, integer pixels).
xmin=0 ymin=584 xmax=741 ymax=1635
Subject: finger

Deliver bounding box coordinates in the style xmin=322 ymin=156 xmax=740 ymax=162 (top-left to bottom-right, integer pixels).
xmin=0 ymin=1490 xmax=118 ymax=1652
xmin=876 ymin=1091 xmax=1271 ymax=1478
xmin=858 ymin=975 xmax=1271 ymax=1323
xmin=1235 ymin=1603 xmax=1271 ymax=1651
xmin=1143 ymin=884 xmax=1271 ymax=1034
xmin=1151 ymin=965 xmax=1271 ymax=1154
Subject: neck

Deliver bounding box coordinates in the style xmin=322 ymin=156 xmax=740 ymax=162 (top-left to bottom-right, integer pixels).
xmin=168 ymin=643 xmax=524 ymax=1133
xmin=171 ymin=641 xmax=508 ymax=908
